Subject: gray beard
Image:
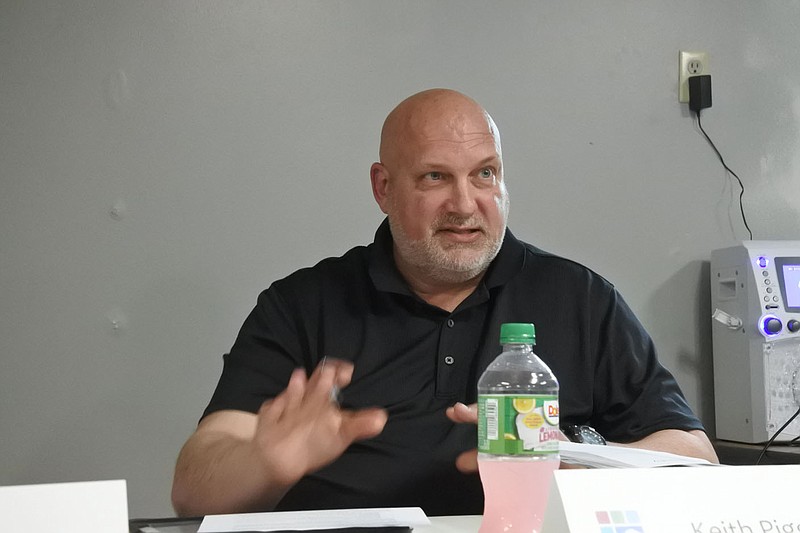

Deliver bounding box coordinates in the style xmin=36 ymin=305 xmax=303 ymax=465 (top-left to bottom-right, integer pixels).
xmin=388 ymin=215 xmax=505 ymax=284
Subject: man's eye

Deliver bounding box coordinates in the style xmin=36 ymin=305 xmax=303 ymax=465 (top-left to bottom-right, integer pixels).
xmin=479 ymin=168 xmax=494 ymax=179
xmin=425 ymin=172 xmax=442 ymax=181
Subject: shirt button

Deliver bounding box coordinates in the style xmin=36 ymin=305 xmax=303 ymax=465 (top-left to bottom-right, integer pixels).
xmin=444 ymin=355 xmax=455 ymax=365
xmin=447 ymin=319 xmax=455 ymax=328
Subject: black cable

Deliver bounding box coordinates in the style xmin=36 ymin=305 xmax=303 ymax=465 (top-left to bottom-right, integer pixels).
xmin=755 ymin=405 xmax=800 ymax=465
xmin=695 ymin=110 xmax=754 ymax=240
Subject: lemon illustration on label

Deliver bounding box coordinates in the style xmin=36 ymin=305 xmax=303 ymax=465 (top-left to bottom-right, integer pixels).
xmin=512 ymin=397 xmax=535 ymax=413
xmin=504 ymin=433 xmax=517 ymax=440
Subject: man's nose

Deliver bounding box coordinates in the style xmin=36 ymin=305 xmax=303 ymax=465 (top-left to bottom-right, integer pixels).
xmin=447 ymin=178 xmax=476 ymax=215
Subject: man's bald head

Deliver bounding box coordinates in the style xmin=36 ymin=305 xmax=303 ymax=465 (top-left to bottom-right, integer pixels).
xmin=378 ymin=89 xmax=502 ymax=170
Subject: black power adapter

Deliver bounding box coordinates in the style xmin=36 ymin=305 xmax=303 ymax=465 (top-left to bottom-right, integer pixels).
xmin=688 ymin=74 xmax=712 ymax=112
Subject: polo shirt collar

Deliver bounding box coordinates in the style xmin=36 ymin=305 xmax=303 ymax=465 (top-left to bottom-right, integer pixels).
xmin=368 ymin=219 xmax=411 ymax=295
xmin=368 ymin=218 xmax=526 ymax=295
xmin=482 ymin=226 xmax=527 ymax=289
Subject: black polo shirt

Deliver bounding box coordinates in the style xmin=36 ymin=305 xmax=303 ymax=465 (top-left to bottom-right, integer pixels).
xmin=203 ymin=219 xmax=703 ymax=515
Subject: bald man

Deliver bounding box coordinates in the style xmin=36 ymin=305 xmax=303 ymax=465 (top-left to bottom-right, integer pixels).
xmin=171 ymin=89 xmax=717 ymax=517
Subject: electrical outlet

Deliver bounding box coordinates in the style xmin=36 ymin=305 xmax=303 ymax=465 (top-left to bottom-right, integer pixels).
xmin=679 ymin=51 xmax=709 ymax=103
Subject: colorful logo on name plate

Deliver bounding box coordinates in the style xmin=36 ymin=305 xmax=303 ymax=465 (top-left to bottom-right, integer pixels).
xmin=596 ymin=510 xmax=644 ymax=533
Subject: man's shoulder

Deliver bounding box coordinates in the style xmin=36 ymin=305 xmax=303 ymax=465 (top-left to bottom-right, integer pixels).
xmin=274 ymin=243 xmax=371 ymax=287
xmin=513 ymin=238 xmax=615 ymax=289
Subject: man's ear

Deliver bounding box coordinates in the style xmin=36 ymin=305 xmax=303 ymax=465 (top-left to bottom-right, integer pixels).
xmin=370 ymin=162 xmax=390 ymax=214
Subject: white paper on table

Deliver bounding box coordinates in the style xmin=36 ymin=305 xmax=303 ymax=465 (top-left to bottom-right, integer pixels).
xmin=198 ymin=506 xmax=430 ymax=532
xmin=559 ymin=441 xmax=716 ymax=468
xmin=0 ymin=479 xmax=128 ymax=533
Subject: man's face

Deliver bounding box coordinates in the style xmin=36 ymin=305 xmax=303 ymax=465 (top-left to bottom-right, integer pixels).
xmin=374 ymin=107 xmax=509 ymax=284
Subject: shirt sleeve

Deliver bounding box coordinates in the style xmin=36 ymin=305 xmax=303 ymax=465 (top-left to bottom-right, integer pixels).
xmin=590 ymin=287 xmax=705 ymax=442
xmin=201 ymin=283 xmax=309 ymax=420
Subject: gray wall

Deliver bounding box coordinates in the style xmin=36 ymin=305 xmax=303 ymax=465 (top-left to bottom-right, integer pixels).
xmin=2 ymin=0 xmax=799 ymax=518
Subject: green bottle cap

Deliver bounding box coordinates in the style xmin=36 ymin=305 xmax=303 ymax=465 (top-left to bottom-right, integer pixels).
xmin=499 ymin=323 xmax=536 ymax=344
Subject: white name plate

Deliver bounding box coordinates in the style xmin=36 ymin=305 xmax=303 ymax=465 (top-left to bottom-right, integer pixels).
xmin=542 ymin=465 xmax=800 ymax=533
xmin=0 ymin=479 xmax=128 ymax=533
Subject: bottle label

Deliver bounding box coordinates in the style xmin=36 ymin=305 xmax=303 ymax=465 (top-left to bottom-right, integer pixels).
xmin=478 ymin=394 xmax=560 ymax=455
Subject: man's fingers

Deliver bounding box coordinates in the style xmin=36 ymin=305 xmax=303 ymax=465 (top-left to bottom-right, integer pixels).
xmin=446 ymin=402 xmax=478 ymax=424
xmin=258 ymin=396 xmax=282 ymax=424
xmin=341 ymin=408 xmax=388 ymax=442
xmin=308 ymin=358 xmax=353 ymax=404
xmin=278 ymin=368 xmax=309 ymax=415
xmin=321 ymin=358 xmax=354 ymax=389
xmin=272 ymin=361 xmax=355 ymax=419
xmin=445 ymin=403 xmax=479 ymax=473
xmin=259 ymin=370 xmax=305 ymax=424
xmin=455 ymin=448 xmax=478 ymax=473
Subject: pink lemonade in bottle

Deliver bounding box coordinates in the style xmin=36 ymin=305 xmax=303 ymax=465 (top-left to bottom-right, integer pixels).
xmin=477 ymin=323 xmax=560 ymax=533
xmin=477 ymin=458 xmax=559 ymax=532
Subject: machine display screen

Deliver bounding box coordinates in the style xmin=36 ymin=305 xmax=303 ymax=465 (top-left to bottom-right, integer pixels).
xmin=775 ymin=257 xmax=800 ymax=312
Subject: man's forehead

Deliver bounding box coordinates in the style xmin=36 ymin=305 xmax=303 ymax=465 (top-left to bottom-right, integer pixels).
xmin=397 ymin=117 xmax=500 ymax=171
xmin=408 ymin=107 xmax=491 ymax=140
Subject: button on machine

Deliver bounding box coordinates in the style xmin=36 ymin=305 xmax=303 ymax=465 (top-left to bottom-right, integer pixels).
xmin=762 ymin=315 xmax=783 ymax=335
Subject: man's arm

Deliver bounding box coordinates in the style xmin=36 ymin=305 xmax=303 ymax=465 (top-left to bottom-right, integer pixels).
xmin=445 ymin=402 xmax=719 ymax=473
xmin=612 ymin=428 xmax=719 ymax=463
xmin=171 ymin=361 xmax=388 ymax=517
xmin=172 ymin=410 xmax=286 ymax=516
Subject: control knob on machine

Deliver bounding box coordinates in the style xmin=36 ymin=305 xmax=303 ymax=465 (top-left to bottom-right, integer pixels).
xmin=763 ymin=317 xmax=783 ymax=335
xmin=788 ymin=319 xmax=800 ymax=333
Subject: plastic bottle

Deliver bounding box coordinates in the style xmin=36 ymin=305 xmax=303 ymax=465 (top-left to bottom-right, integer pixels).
xmin=477 ymin=323 xmax=560 ymax=533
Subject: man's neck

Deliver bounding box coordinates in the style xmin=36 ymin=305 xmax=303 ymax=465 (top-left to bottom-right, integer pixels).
xmin=395 ymin=258 xmax=485 ymax=313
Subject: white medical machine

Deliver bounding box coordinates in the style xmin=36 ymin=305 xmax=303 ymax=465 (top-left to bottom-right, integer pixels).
xmin=710 ymin=241 xmax=800 ymax=443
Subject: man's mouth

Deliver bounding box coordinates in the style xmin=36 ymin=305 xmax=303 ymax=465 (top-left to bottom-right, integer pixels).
xmin=437 ymin=226 xmax=484 ymax=242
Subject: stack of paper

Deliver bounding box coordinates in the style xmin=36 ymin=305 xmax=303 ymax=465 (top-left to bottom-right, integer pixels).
xmin=559 ymin=441 xmax=716 ymax=468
